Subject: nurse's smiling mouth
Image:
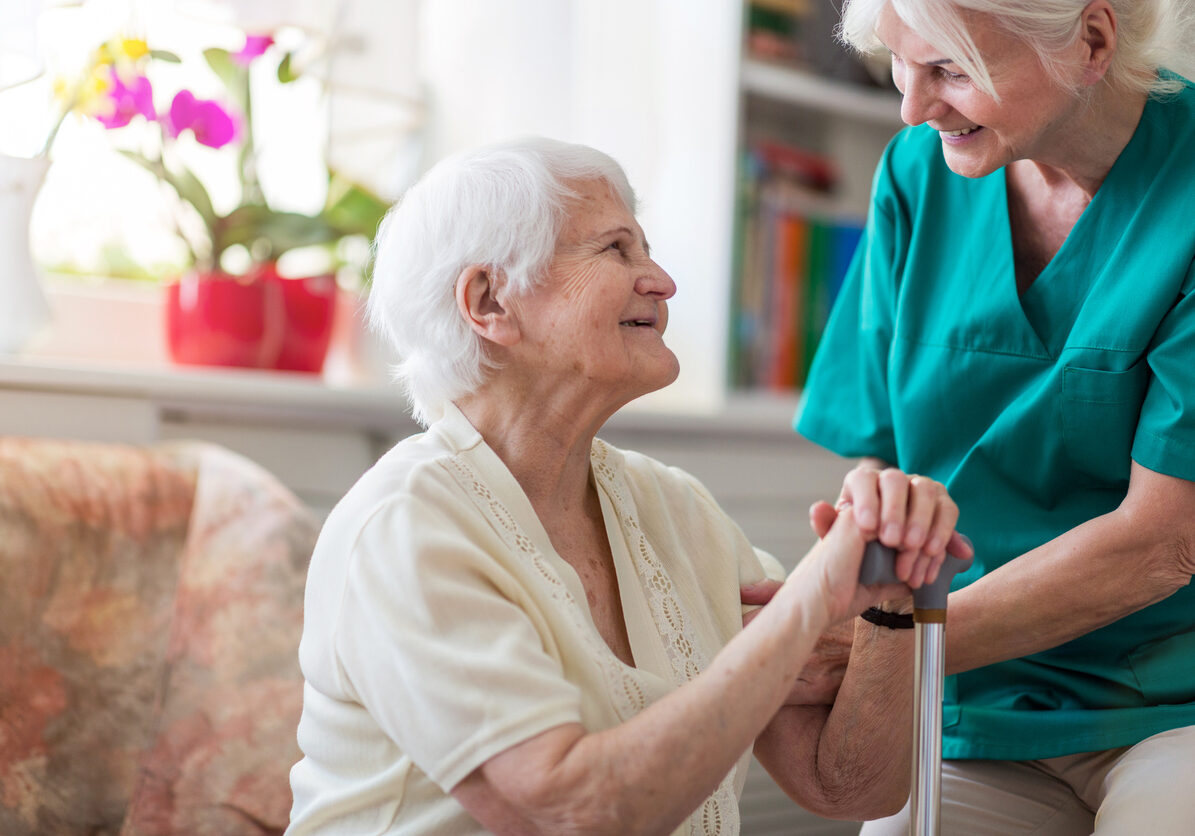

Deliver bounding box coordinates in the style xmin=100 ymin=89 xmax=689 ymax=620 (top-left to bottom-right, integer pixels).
xmin=940 ymin=125 xmax=985 ymax=143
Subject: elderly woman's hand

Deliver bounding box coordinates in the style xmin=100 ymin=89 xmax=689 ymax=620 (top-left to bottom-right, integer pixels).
xmin=741 ymin=593 xmax=854 ymax=705
xmin=826 ymin=463 xmax=969 ymax=589
xmin=742 ymin=469 xmax=970 ymax=705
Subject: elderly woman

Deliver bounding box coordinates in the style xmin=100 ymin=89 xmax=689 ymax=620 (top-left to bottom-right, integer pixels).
xmin=794 ymin=0 xmax=1195 ymax=831
xmin=286 ymin=137 xmax=970 ymax=834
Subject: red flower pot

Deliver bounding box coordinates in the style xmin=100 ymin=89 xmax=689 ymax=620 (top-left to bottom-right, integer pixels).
xmin=166 ymin=270 xmax=279 ymax=369
xmin=263 ymin=265 xmax=338 ymax=373
xmin=165 ymin=265 xmax=337 ymax=373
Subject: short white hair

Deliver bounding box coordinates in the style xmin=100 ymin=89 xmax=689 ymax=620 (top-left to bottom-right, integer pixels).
xmin=368 ymin=136 xmax=637 ymax=427
xmin=839 ymin=0 xmax=1195 ymax=99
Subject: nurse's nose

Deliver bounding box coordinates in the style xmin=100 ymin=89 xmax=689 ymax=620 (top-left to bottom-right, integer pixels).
xmin=898 ymin=69 xmax=949 ymax=127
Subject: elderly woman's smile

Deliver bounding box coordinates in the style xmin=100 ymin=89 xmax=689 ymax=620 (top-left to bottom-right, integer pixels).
xmin=511 ymin=178 xmax=679 ymax=403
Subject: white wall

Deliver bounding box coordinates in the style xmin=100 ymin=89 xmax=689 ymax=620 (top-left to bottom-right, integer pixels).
xmin=419 ymin=0 xmax=742 ymax=413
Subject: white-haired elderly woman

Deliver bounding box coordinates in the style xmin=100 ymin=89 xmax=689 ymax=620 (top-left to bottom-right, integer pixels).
xmin=285 ymin=137 xmax=972 ymax=835
xmin=791 ymin=0 xmax=1195 ymax=831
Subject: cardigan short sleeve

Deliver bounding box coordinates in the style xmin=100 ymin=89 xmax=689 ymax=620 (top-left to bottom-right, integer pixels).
xmin=334 ymin=491 xmax=584 ymax=792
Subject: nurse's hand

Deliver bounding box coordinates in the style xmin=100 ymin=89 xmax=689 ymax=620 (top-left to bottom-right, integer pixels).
xmin=825 ymin=465 xmax=971 ymax=588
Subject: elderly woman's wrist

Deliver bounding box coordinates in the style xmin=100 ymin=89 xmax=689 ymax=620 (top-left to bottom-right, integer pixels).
xmin=858 ymin=595 xmax=915 ymax=630
xmin=860 ymin=607 xmax=914 ymax=629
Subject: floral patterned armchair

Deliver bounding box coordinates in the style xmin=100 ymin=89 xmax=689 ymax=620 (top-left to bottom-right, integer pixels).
xmin=0 ymin=437 xmax=320 ymax=835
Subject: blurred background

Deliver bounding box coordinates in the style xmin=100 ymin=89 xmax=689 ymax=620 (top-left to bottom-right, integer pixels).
xmin=0 ymin=5 xmax=904 ymax=830
xmin=2 ymin=0 xmax=901 ymax=413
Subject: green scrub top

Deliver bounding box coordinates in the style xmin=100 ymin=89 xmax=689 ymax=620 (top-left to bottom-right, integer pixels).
xmin=796 ymin=76 xmax=1195 ymax=761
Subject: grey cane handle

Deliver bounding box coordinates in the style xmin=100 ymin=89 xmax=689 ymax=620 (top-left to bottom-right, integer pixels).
xmin=859 ymin=541 xmax=972 ymax=611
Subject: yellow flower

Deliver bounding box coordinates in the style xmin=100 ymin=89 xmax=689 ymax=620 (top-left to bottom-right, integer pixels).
xmin=53 ymin=65 xmax=114 ymax=116
xmin=79 ymin=66 xmax=114 ymax=115
xmin=118 ymin=38 xmax=149 ymax=60
xmin=92 ymin=41 xmax=114 ymax=67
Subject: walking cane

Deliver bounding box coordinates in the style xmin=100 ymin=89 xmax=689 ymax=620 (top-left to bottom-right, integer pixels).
xmin=859 ymin=541 xmax=972 ymax=836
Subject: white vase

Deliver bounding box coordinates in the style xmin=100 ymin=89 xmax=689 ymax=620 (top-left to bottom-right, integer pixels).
xmin=0 ymin=152 xmax=51 ymax=353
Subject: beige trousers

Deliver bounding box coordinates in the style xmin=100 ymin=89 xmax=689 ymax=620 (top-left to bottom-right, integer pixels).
xmin=859 ymin=726 xmax=1195 ymax=835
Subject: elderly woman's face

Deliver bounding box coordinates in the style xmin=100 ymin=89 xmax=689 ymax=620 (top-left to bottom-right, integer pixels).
xmin=508 ymin=179 xmax=679 ymax=402
xmin=878 ymin=5 xmax=1087 ymax=178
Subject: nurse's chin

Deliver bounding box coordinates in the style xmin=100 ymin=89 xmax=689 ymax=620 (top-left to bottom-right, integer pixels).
xmin=939 ymin=150 xmax=1003 ymax=180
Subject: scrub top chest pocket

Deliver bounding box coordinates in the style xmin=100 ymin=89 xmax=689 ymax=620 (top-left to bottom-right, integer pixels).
xmin=1060 ymin=361 xmax=1150 ymax=488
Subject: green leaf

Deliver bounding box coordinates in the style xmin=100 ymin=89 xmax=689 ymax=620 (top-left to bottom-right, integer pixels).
xmin=118 ymin=149 xmax=218 ymax=232
xmin=322 ymin=173 xmax=390 ymax=240
xmin=202 ymin=47 xmax=245 ymax=96
xmin=149 ymin=49 xmax=181 ymax=63
xmin=164 ymin=165 xmax=218 ymax=229
xmin=277 ymin=51 xmax=299 ymax=83
xmin=117 ymin=148 xmax=163 ymax=180
xmin=219 ymin=204 xmax=340 ymax=259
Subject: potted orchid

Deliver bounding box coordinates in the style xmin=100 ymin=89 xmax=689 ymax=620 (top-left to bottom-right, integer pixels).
xmin=51 ymin=34 xmax=390 ymax=372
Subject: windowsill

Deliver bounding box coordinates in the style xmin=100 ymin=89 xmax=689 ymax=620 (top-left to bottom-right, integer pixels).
xmin=2 ymin=276 xmax=407 ymax=427
xmin=4 ymin=277 xmax=804 ymax=439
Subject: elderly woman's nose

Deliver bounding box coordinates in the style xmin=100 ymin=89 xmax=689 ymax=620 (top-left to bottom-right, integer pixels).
xmin=637 ymin=261 xmax=676 ymax=299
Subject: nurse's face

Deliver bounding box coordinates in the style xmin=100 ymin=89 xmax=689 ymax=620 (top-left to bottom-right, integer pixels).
xmin=878 ymin=4 xmax=1086 ymax=178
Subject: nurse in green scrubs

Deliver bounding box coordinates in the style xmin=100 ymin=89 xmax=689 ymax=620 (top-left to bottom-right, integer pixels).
xmin=795 ymin=0 xmax=1195 ymax=831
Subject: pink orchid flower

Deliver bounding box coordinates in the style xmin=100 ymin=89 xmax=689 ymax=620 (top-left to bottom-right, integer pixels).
xmin=232 ymin=34 xmax=274 ymax=66
xmin=96 ymin=68 xmax=155 ymax=129
xmin=165 ymin=90 xmax=240 ymax=148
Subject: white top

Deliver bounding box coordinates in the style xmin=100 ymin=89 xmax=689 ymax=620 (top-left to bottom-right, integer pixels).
xmin=287 ymin=403 xmax=786 ymax=835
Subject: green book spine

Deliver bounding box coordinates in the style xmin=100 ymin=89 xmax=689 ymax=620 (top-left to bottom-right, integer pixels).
xmin=802 ymin=218 xmax=833 ymax=386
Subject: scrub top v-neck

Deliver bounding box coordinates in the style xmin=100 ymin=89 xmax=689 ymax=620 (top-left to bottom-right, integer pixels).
xmin=797 ymin=76 xmax=1195 ymax=761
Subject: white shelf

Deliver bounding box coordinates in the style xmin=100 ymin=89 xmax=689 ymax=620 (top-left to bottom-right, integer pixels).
xmin=0 ymin=354 xmax=410 ymax=428
xmin=0 ymin=351 xmax=811 ymax=444
xmin=741 ymin=58 xmax=904 ymax=127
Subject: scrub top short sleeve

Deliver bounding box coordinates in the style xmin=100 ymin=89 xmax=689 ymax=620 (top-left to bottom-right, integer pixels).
xmin=1132 ymin=263 xmax=1195 ymax=480
xmin=795 ymin=154 xmax=903 ymax=465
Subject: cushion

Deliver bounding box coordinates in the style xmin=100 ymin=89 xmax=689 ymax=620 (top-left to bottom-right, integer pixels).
xmin=0 ymin=438 xmax=319 ymax=835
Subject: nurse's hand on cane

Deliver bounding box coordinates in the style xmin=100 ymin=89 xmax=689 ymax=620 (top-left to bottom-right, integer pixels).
xmin=832 ymin=463 xmax=968 ymax=588
xmin=741 ymin=469 xmax=973 ymax=706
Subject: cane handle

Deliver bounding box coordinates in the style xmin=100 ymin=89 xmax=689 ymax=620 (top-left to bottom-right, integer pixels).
xmin=859 ymin=541 xmax=972 ymax=611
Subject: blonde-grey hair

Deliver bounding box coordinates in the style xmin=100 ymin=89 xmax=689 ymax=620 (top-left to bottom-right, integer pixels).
xmin=367 ymin=137 xmax=636 ymax=427
xmin=839 ymin=0 xmax=1195 ymax=100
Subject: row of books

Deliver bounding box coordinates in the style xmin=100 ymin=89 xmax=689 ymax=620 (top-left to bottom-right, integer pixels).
xmin=728 ymin=140 xmax=865 ymax=391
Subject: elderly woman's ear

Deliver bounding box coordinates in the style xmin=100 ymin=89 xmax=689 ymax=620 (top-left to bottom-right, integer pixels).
xmin=455 ymin=264 xmax=521 ymax=346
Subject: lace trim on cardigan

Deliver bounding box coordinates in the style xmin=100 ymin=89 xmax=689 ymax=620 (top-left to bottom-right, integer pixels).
xmin=442 ymin=447 xmax=738 ymax=835
xmin=441 ymin=456 xmax=647 ymax=723
xmin=590 ymin=439 xmax=739 ymax=836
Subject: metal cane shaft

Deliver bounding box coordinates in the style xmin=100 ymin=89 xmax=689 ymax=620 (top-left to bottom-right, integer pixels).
xmin=858 ymin=542 xmax=972 ymax=836
xmin=911 ymin=620 xmax=945 ymax=836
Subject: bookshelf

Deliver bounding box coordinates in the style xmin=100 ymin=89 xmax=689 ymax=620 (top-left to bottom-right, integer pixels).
xmin=741 ymin=59 xmax=904 ymax=126
xmin=729 ymin=3 xmax=905 ymax=395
